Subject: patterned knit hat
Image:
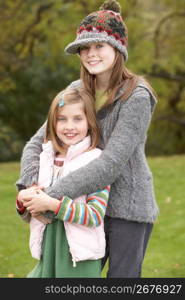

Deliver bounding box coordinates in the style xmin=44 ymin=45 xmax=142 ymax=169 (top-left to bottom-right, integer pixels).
xmin=65 ymin=0 xmax=128 ymax=61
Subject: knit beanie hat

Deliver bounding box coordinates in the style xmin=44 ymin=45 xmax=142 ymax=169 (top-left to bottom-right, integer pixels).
xmin=65 ymin=0 xmax=128 ymax=61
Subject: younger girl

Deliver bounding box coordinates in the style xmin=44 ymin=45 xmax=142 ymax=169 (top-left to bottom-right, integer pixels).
xmin=17 ymin=87 xmax=110 ymax=278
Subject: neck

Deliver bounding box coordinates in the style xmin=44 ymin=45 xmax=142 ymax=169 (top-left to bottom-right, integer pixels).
xmin=96 ymin=72 xmax=111 ymax=91
xmin=56 ymin=144 xmax=69 ymax=157
xmin=56 ymin=150 xmax=67 ymax=158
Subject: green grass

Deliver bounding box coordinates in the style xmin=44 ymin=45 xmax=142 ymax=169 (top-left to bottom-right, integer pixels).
xmin=0 ymin=156 xmax=185 ymax=278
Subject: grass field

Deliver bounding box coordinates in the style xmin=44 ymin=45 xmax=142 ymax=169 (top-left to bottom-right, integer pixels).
xmin=0 ymin=156 xmax=185 ymax=278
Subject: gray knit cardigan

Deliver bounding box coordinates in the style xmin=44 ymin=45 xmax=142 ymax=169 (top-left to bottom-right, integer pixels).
xmin=16 ymin=79 xmax=159 ymax=223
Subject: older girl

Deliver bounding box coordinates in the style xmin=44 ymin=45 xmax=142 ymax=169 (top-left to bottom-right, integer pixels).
xmin=17 ymin=0 xmax=159 ymax=277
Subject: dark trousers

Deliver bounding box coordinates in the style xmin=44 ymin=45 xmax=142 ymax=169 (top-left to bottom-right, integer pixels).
xmin=101 ymin=215 xmax=153 ymax=278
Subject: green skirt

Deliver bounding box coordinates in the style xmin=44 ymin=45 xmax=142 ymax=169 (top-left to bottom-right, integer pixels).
xmin=27 ymin=220 xmax=101 ymax=278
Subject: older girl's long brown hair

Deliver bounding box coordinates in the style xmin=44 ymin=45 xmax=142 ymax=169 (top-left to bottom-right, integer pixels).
xmin=80 ymin=49 xmax=155 ymax=109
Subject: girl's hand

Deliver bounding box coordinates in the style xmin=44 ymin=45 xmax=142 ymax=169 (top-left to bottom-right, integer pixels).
xmin=23 ymin=190 xmax=60 ymax=214
xmin=18 ymin=185 xmax=43 ymax=203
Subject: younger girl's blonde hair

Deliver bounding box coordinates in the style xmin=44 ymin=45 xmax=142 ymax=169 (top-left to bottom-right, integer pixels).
xmin=45 ymin=87 xmax=100 ymax=153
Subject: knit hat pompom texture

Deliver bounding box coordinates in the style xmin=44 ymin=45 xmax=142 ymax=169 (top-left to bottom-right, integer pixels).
xmin=65 ymin=0 xmax=128 ymax=61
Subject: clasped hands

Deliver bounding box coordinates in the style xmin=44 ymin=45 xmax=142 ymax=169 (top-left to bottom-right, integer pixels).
xmin=18 ymin=186 xmax=60 ymax=224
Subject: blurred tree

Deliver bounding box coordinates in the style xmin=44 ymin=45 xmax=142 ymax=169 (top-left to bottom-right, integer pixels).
xmin=149 ymin=0 xmax=185 ymax=154
xmin=0 ymin=1 xmax=102 ymax=134
xmin=124 ymin=0 xmax=185 ymax=154
xmin=0 ymin=0 xmax=184 ymax=160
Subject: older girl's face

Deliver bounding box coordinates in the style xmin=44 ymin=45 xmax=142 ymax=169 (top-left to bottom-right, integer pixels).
xmin=79 ymin=42 xmax=116 ymax=77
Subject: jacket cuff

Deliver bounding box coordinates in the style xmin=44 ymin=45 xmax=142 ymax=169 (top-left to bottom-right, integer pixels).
xmin=54 ymin=200 xmax=62 ymax=215
xmin=16 ymin=198 xmax=26 ymax=214
xmin=55 ymin=196 xmax=72 ymax=220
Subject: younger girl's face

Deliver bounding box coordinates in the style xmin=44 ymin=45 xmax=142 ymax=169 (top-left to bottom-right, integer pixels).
xmin=56 ymin=102 xmax=88 ymax=150
xmin=79 ymin=42 xmax=116 ymax=76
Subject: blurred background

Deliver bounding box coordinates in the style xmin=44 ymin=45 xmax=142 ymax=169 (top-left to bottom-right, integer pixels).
xmin=0 ymin=0 xmax=185 ymax=278
xmin=0 ymin=0 xmax=185 ymax=160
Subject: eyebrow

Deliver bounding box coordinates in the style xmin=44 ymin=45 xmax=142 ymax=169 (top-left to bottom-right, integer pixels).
xmin=57 ymin=114 xmax=84 ymax=117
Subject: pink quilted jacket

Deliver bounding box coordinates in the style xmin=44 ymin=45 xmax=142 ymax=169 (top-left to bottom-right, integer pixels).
xmin=29 ymin=136 xmax=106 ymax=266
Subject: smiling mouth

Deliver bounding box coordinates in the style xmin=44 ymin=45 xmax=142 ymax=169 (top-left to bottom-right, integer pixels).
xmin=64 ymin=133 xmax=77 ymax=138
xmin=87 ymin=61 xmax=101 ymax=66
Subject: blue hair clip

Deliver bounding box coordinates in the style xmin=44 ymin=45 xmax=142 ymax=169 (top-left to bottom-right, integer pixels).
xmin=58 ymin=97 xmax=65 ymax=107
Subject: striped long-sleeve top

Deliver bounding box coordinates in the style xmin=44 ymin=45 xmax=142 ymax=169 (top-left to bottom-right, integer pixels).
xmin=55 ymin=186 xmax=110 ymax=227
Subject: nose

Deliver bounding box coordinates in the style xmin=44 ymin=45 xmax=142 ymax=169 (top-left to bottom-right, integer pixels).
xmin=87 ymin=46 xmax=96 ymax=57
xmin=65 ymin=120 xmax=75 ymax=130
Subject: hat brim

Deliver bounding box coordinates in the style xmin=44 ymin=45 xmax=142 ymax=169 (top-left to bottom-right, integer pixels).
xmin=64 ymin=36 xmax=128 ymax=61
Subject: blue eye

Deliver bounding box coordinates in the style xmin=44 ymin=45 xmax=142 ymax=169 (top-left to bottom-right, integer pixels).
xmin=74 ymin=117 xmax=82 ymax=121
xmin=57 ymin=117 xmax=66 ymax=121
xmin=96 ymin=44 xmax=103 ymax=48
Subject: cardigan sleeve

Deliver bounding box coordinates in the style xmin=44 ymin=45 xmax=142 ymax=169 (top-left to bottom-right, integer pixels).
xmin=16 ymin=122 xmax=46 ymax=190
xmin=16 ymin=86 xmax=155 ymax=201
xmin=55 ymin=186 xmax=110 ymax=227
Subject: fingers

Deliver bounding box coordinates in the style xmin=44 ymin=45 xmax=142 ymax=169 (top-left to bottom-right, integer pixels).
xmin=19 ymin=189 xmax=39 ymax=202
xmin=19 ymin=188 xmax=45 ymax=203
xmin=24 ymin=204 xmax=34 ymax=213
xmin=35 ymin=189 xmax=45 ymax=195
xmin=23 ymin=201 xmax=35 ymax=215
xmin=17 ymin=190 xmax=26 ymax=202
xmin=23 ymin=200 xmax=32 ymax=208
xmin=37 ymin=186 xmax=44 ymax=190
xmin=23 ymin=197 xmax=45 ymax=214
xmin=27 ymin=205 xmax=40 ymax=215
